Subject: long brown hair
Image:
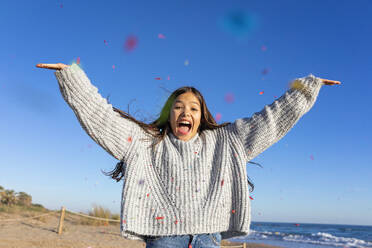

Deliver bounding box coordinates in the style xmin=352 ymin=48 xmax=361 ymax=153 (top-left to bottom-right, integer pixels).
xmin=102 ymin=86 xmax=255 ymax=192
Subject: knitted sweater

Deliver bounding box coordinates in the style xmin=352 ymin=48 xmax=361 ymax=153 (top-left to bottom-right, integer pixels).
xmin=54 ymin=64 xmax=324 ymax=241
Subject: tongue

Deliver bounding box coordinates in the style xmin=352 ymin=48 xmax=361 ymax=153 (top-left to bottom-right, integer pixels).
xmin=178 ymin=126 xmax=190 ymax=135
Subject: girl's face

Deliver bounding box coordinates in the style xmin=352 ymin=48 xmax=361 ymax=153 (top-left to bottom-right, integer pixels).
xmin=169 ymin=92 xmax=201 ymax=141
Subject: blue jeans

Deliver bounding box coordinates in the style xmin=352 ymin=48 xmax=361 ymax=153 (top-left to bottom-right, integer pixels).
xmin=145 ymin=232 xmax=222 ymax=248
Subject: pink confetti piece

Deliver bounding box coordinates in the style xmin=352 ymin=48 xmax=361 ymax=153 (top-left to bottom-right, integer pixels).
xmin=274 ymin=95 xmax=277 ymax=98
xmin=154 ymin=77 xmax=161 ymax=80
xmin=249 ymin=196 xmax=254 ymax=200
xmin=147 ymin=193 xmax=150 ymax=197
xmin=127 ymin=137 xmax=132 ymax=142
xmin=259 ymin=91 xmax=264 ymax=95
xmin=167 ymin=75 xmax=170 ymax=80
xmin=262 ymin=68 xmax=269 ymax=75
xmin=158 ymin=33 xmax=166 ymax=39
xmin=221 ymin=180 xmax=224 ymax=186
xmin=76 ymin=57 xmax=80 ymax=64
xmin=104 ymin=40 xmax=108 ymax=45
xmin=232 ymin=210 xmax=236 ymax=213
xmin=215 ymin=113 xmax=222 ymax=121
xmin=175 ymin=220 xmax=178 ymax=224
xmin=261 ymin=45 xmax=267 ymax=51
xmin=124 ymin=35 xmax=138 ymax=52
xmin=224 ymin=93 xmax=235 ymax=103
xmin=155 ymin=216 xmax=164 ymax=220
xmin=112 ymin=65 xmax=116 ymax=70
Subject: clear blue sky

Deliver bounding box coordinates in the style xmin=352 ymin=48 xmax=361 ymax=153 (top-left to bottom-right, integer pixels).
xmin=1 ymin=0 xmax=371 ymax=226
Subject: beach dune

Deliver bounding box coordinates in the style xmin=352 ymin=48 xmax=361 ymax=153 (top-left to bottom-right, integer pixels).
xmin=0 ymin=211 xmax=281 ymax=248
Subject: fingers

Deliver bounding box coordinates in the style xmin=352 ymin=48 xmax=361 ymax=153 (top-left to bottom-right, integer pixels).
xmin=319 ymin=78 xmax=341 ymax=85
xmin=323 ymin=80 xmax=341 ymax=85
xmin=36 ymin=63 xmax=68 ymax=70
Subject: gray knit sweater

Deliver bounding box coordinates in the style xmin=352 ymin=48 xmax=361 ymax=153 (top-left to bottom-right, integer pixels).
xmin=54 ymin=64 xmax=324 ymax=241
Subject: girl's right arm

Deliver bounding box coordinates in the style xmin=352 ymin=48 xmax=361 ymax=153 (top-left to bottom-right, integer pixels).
xmin=38 ymin=63 xmax=147 ymax=164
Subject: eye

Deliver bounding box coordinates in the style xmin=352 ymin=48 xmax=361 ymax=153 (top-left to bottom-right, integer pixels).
xmin=192 ymin=108 xmax=198 ymax=111
xmin=175 ymin=107 xmax=181 ymax=109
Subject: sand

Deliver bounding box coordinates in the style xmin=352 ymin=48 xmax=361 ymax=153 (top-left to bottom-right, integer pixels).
xmin=0 ymin=211 xmax=282 ymax=248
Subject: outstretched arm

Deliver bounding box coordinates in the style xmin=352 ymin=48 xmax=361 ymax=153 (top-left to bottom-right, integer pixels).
xmin=232 ymin=74 xmax=340 ymax=162
xmin=37 ymin=63 xmax=148 ymax=163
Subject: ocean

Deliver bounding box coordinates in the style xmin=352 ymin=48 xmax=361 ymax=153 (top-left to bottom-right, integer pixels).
xmin=227 ymin=222 xmax=372 ymax=248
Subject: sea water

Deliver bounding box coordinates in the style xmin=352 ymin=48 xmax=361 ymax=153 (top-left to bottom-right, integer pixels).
xmin=227 ymin=222 xmax=372 ymax=248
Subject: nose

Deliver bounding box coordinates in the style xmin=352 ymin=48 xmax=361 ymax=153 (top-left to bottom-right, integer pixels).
xmin=181 ymin=110 xmax=192 ymax=117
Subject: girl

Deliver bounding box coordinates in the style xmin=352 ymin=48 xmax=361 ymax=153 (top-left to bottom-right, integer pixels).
xmin=36 ymin=62 xmax=340 ymax=248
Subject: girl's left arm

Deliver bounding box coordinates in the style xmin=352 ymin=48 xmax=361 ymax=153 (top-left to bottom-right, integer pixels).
xmin=232 ymin=74 xmax=324 ymax=162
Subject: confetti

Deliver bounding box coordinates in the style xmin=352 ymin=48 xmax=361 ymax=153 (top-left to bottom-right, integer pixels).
xmin=155 ymin=216 xmax=164 ymax=220
xmin=310 ymin=154 xmax=314 ymax=160
xmin=154 ymin=77 xmax=161 ymax=80
xmin=112 ymin=65 xmax=115 ymax=70
xmin=127 ymin=137 xmax=132 ymax=142
xmin=219 ymin=10 xmax=258 ymax=37
xmin=184 ymin=59 xmax=189 ymax=66
xmin=261 ymin=45 xmax=267 ymax=51
xmin=232 ymin=210 xmax=236 ymax=213
xmin=221 ymin=180 xmax=224 ymax=186
xmin=274 ymin=95 xmax=277 ymax=98
xmin=122 ymin=219 xmax=127 ymax=224
xmin=104 ymin=40 xmax=108 ymax=45
xmin=124 ymin=35 xmax=138 ymax=52
xmin=224 ymin=93 xmax=235 ymax=103
xmin=147 ymin=193 xmax=150 ymax=197
xmin=249 ymin=196 xmax=254 ymax=200
xmin=76 ymin=57 xmax=80 ymax=65
xmin=290 ymin=80 xmax=307 ymax=94
xmin=259 ymin=91 xmax=264 ymax=95
xmin=175 ymin=220 xmax=178 ymax=224
xmin=262 ymin=68 xmax=269 ymax=75
xmin=167 ymin=76 xmax=170 ymax=80
xmin=215 ymin=113 xmax=222 ymax=121
xmin=158 ymin=33 xmax=166 ymax=39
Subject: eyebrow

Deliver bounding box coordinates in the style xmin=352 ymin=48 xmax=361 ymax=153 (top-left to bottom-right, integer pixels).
xmin=175 ymin=100 xmax=200 ymax=106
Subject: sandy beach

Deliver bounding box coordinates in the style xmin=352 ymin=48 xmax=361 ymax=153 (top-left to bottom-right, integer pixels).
xmin=0 ymin=211 xmax=282 ymax=248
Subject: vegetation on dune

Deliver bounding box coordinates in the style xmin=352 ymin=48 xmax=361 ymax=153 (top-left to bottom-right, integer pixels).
xmin=0 ymin=185 xmax=120 ymax=226
xmin=76 ymin=203 xmax=120 ymax=226
xmin=0 ymin=185 xmax=47 ymax=214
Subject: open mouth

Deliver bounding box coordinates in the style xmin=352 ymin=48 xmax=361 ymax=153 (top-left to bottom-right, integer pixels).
xmin=177 ymin=122 xmax=192 ymax=135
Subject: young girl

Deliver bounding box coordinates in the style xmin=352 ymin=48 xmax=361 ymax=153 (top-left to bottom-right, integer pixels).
xmin=36 ymin=62 xmax=340 ymax=248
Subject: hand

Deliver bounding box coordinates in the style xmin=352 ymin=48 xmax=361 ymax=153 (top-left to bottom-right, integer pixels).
xmin=319 ymin=78 xmax=341 ymax=86
xmin=36 ymin=63 xmax=69 ymax=70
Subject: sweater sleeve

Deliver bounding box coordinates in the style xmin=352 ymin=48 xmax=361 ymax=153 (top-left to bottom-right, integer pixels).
xmin=54 ymin=63 xmax=147 ymax=163
xmin=232 ymin=74 xmax=324 ymax=162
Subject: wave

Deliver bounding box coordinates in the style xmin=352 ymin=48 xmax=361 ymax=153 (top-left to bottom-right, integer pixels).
xmin=239 ymin=230 xmax=372 ymax=248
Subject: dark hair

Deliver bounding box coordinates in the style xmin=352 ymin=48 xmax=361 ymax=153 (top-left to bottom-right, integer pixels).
xmin=102 ymin=86 xmax=256 ymax=192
